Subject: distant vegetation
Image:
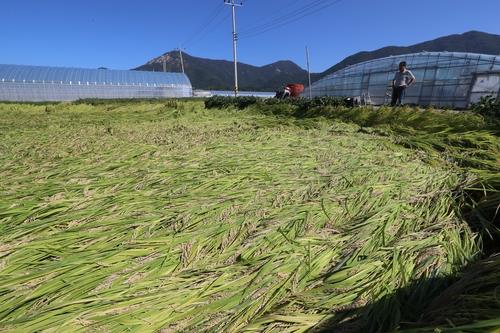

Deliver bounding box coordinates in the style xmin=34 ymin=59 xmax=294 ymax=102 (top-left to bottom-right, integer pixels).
xmin=0 ymin=100 xmax=498 ymax=332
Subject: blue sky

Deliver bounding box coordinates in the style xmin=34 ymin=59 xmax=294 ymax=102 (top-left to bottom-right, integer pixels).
xmin=1 ymin=0 xmax=499 ymax=72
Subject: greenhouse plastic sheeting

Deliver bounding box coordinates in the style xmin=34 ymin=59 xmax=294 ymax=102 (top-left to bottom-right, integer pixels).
xmin=309 ymin=52 xmax=500 ymax=108
xmin=0 ymin=64 xmax=192 ymax=101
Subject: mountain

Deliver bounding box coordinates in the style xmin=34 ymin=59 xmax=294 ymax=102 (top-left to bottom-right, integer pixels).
xmin=135 ymin=31 xmax=500 ymax=91
xmin=316 ymin=31 xmax=500 ymax=79
xmin=134 ymin=52 xmax=308 ymax=91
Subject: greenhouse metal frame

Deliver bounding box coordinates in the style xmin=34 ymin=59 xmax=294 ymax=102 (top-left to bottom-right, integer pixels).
xmin=310 ymin=52 xmax=500 ymax=108
xmin=0 ymin=64 xmax=192 ymax=101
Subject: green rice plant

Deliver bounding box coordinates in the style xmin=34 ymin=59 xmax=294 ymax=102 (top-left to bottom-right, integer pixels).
xmin=399 ymin=254 xmax=500 ymax=333
xmin=0 ymin=100 xmax=494 ymax=333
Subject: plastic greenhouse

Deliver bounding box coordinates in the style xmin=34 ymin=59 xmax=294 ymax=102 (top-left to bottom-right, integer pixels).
xmin=309 ymin=52 xmax=500 ymax=108
xmin=0 ymin=64 xmax=192 ymax=101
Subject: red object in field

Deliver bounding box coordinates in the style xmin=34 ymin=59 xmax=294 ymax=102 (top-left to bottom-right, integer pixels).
xmin=286 ymin=84 xmax=304 ymax=97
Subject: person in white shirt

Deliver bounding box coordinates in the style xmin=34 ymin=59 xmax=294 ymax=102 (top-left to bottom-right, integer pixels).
xmin=391 ymin=61 xmax=416 ymax=106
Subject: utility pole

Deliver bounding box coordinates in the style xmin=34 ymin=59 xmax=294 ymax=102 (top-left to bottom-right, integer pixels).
xmin=178 ymin=47 xmax=185 ymax=74
xmin=163 ymin=60 xmax=167 ymax=73
xmin=224 ymin=0 xmax=243 ymax=97
xmin=306 ymin=46 xmax=313 ymax=99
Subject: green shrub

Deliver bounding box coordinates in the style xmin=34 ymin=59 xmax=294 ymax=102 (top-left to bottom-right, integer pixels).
xmin=234 ymin=96 xmax=259 ymax=109
xmin=471 ymin=95 xmax=500 ymax=119
xmin=204 ymin=96 xmax=234 ymax=109
xmin=204 ymin=95 xmax=348 ymax=112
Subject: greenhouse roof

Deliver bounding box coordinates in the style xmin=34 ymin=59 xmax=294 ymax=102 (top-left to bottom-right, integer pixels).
xmin=0 ymin=64 xmax=191 ymax=86
xmin=338 ymin=51 xmax=500 ymax=74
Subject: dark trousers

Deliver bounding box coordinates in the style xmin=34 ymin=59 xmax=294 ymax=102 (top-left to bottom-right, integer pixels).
xmin=391 ymin=86 xmax=406 ymax=106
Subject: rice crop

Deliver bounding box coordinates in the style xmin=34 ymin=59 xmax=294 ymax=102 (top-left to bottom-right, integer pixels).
xmin=399 ymin=254 xmax=500 ymax=333
xmin=0 ymin=100 xmax=496 ymax=332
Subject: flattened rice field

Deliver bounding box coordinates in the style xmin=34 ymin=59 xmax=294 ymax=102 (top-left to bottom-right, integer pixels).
xmin=0 ymin=101 xmax=498 ymax=332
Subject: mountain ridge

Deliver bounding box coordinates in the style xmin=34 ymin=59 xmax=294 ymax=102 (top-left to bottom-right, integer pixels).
xmin=135 ymin=53 xmax=308 ymax=91
xmin=318 ymin=31 xmax=500 ymax=78
xmin=134 ymin=31 xmax=500 ymax=91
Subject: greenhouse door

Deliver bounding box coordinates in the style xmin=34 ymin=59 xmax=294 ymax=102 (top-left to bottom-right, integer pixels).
xmin=469 ymin=73 xmax=500 ymax=104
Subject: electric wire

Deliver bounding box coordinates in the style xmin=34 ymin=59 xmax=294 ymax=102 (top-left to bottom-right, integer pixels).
xmin=238 ymin=0 xmax=326 ymax=35
xmin=182 ymin=2 xmax=225 ymax=48
xmin=184 ymin=12 xmax=231 ymax=50
xmin=240 ymin=0 xmax=343 ymax=39
xmin=239 ymin=0 xmax=344 ymax=39
xmin=237 ymin=0 xmax=305 ymax=32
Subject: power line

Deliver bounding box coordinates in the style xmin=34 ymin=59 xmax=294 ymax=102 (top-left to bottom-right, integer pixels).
xmin=182 ymin=2 xmax=225 ymax=48
xmin=238 ymin=0 xmax=325 ymax=35
xmin=237 ymin=0 xmax=304 ymax=32
xmin=183 ymin=11 xmax=231 ymax=50
xmin=240 ymin=0 xmax=344 ymax=39
xmin=240 ymin=0 xmax=343 ymax=39
xmin=182 ymin=2 xmax=223 ymax=46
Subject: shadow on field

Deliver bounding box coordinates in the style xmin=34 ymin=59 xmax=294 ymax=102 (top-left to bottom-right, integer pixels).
xmin=460 ymin=187 xmax=500 ymax=256
xmin=309 ymin=184 xmax=500 ymax=333
xmin=310 ymin=254 xmax=500 ymax=333
xmin=309 ymin=275 xmax=456 ymax=333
